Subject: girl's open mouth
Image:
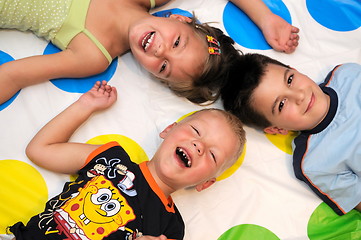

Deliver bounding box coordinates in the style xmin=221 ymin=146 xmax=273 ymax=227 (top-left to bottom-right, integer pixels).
xmin=142 ymin=32 xmax=155 ymax=51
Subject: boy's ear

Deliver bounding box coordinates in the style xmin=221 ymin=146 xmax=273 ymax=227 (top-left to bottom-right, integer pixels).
xmin=168 ymin=14 xmax=192 ymax=23
xmin=195 ymin=178 xmax=216 ymax=192
xmin=159 ymin=122 xmax=177 ymax=139
xmin=264 ymin=126 xmax=289 ymax=135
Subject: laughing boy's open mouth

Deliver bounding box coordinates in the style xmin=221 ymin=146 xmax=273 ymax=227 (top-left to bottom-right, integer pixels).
xmin=176 ymin=147 xmax=192 ymax=168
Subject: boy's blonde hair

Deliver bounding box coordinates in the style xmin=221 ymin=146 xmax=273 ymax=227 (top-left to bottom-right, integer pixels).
xmin=187 ymin=108 xmax=246 ymax=177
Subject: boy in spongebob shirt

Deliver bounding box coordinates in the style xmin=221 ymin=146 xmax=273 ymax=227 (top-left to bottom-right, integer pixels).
xmin=9 ymin=81 xmax=245 ymax=240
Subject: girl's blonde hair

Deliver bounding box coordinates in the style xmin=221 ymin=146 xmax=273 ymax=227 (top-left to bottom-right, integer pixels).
xmin=168 ymin=17 xmax=243 ymax=105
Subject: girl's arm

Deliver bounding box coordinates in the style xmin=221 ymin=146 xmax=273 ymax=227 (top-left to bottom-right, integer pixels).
xmin=0 ymin=35 xmax=109 ymax=105
xmin=230 ymin=0 xmax=299 ymax=53
xmin=154 ymin=0 xmax=173 ymax=5
xmin=26 ymin=81 xmax=117 ymax=174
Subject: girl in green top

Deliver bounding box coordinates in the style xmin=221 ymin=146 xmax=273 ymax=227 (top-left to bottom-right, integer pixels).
xmin=0 ymin=0 xmax=299 ymax=105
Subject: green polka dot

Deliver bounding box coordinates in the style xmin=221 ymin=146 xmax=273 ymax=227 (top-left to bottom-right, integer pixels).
xmin=218 ymin=224 xmax=280 ymax=240
xmin=308 ymin=203 xmax=361 ymax=239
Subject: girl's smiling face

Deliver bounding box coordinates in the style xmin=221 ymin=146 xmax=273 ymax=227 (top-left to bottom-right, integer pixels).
xmin=252 ymin=64 xmax=330 ymax=133
xmin=128 ymin=14 xmax=208 ymax=87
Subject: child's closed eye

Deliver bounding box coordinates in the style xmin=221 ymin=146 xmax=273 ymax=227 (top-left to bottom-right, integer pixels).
xmin=159 ymin=61 xmax=167 ymax=73
xmin=191 ymin=125 xmax=200 ymax=136
xmin=210 ymin=151 xmax=217 ymax=163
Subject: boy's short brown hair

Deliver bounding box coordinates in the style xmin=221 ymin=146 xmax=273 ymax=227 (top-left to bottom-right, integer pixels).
xmin=221 ymin=53 xmax=290 ymax=129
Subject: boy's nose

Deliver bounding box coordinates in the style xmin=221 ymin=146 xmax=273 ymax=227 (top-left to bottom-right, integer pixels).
xmin=192 ymin=141 xmax=204 ymax=155
xmin=293 ymin=89 xmax=305 ymax=104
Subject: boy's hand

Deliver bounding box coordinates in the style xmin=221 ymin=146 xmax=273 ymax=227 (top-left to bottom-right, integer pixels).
xmin=78 ymin=80 xmax=117 ymax=112
xmin=137 ymin=235 xmax=167 ymax=240
xmin=261 ymin=13 xmax=299 ymax=54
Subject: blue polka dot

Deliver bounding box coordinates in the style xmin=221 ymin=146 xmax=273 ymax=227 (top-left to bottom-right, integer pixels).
xmin=0 ymin=51 xmax=19 ymax=111
xmin=0 ymin=51 xmax=14 ymax=64
xmin=306 ymin=0 xmax=361 ymax=32
xmin=44 ymin=43 xmax=118 ymax=93
xmin=152 ymin=8 xmax=193 ymax=18
xmin=223 ymin=0 xmax=292 ymax=50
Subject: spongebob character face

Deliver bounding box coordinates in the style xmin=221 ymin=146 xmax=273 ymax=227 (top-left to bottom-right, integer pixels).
xmin=84 ymin=188 xmax=123 ymax=221
xmin=56 ymin=175 xmax=136 ymax=240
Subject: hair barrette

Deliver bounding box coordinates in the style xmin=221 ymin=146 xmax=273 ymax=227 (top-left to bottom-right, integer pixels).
xmin=208 ymin=47 xmax=221 ymax=55
xmin=206 ymin=35 xmax=221 ymax=55
xmin=207 ymin=35 xmax=220 ymax=45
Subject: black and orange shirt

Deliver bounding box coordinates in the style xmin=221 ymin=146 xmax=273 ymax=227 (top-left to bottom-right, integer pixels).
xmin=10 ymin=141 xmax=184 ymax=240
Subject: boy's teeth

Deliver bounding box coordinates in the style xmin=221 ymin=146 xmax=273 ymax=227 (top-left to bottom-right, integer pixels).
xmin=187 ymin=160 xmax=191 ymax=167
xmin=176 ymin=147 xmax=192 ymax=168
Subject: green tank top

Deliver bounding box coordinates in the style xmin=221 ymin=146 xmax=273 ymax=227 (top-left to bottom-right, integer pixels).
xmin=53 ymin=0 xmax=112 ymax=64
xmin=0 ymin=0 xmax=72 ymax=41
xmin=0 ymin=0 xmax=157 ymax=64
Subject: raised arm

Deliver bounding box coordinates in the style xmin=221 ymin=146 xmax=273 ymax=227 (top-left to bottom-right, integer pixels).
xmin=26 ymin=81 xmax=117 ymax=174
xmin=0 ymin=40 xmax=109 ymax=105
xmin=230 ymin=0 xmax=299 ymax=53
xmin=153 ymin=0 xmax=173 ymax=6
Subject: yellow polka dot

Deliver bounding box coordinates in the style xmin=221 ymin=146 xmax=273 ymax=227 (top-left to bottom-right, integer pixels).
xmin=217 ymin=143 xmax=246 ymax=181
xmin=86 ymin=134 xmax=149 ymax=164
xmin=0 ymin=160 xmax=48 ymax=234
xmin=177 ymin=111 xmax=196 ymax=122
xmin=265 ymin=131 xmax=299 ymax=155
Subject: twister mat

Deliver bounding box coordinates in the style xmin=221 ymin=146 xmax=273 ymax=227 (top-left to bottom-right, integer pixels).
xmin=0 ymin=0 xmax=361 ymax=239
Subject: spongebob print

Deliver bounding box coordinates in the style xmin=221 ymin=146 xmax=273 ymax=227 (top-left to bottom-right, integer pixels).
xmin=89 ymin=157 xmax=138 ymax=197
xmin=53 ymin=175 xmax=136 ymax=240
